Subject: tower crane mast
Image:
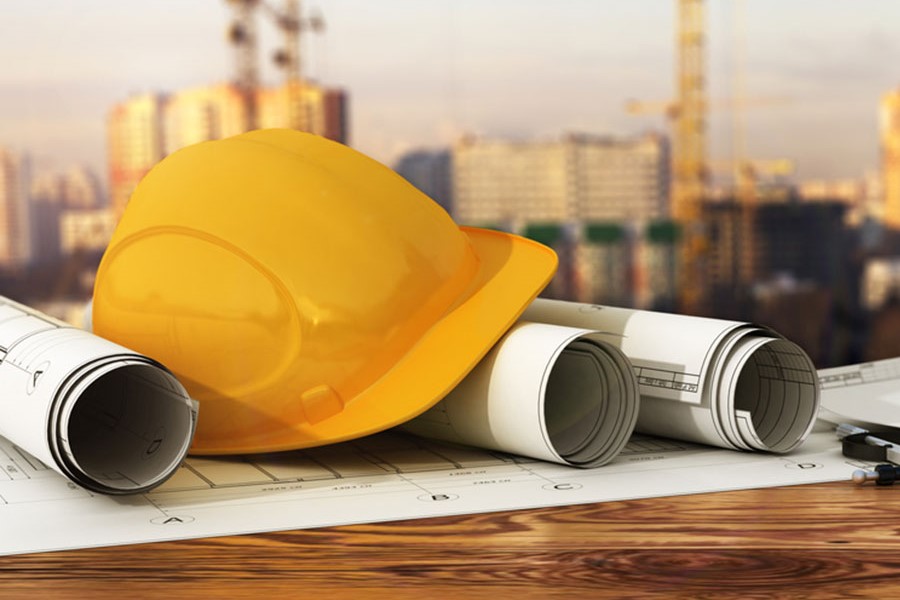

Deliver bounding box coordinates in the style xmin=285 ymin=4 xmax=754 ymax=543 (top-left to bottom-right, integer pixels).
xmin=674 ymin=0 xmax=707 ymax=313
xmin=226 ymin=0 xmax=261 ymax=129
xmin=628 ymin=0 xmax=793 ymax=312
xmin=673 ymin=0 xmax=707 ymax=224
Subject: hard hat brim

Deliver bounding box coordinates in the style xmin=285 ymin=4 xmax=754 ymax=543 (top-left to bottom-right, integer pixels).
xmin=191 ymin=226 xmax=557 ymax=454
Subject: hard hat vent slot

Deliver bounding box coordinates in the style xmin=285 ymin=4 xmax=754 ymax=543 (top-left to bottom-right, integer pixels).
xmin=300 ymin=384 xmax=344 ymax=423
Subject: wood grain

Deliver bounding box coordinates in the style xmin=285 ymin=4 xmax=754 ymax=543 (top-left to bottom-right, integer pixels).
xmin=2 ymin=482 xmax=900 ymax=598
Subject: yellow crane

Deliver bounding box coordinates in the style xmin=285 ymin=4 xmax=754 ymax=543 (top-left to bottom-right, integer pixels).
xmin=673 ymin=0 xmax=706 ymax=228
xmin=622 ymin=0 xmax=706 ymax=312
xmin=668 ymin=0 xmax=707 ymax=312
xmin=627 ymin=0 xmax=793 ymax=312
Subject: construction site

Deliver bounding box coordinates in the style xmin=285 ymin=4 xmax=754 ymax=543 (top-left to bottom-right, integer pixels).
xmin=2 ymin=0 xmax=899 ymax=367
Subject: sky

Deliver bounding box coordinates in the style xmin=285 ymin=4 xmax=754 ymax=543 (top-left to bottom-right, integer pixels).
xmin=1 ymin=0 xmax=899 ymax=185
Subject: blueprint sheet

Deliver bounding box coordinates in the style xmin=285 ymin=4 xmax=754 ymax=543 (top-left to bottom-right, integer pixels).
xmin=1 ymin=425 xmax=861 ymax=556
xmin=818 ymin=357 xmax=900 ymax=427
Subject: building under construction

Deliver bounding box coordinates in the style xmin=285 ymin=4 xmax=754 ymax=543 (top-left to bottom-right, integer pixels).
xmin=108 ymin=0 xmax=348 ymax=218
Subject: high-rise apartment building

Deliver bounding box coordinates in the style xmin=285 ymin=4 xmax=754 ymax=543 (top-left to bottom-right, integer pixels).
xmin=257 ymin=84 xmax=348 ymax=144
xmin=703 ymin=198 xmax=849 ymax=302
xmin=453 ymin=132 xmax=669 ymax=306
xmin=452 ymin=133 xmax=668 ymax=225
xmin=108 ymin=82 xmax=348 ymax=218
xmin=454 ymin=137 xmax=570 ymax=224
xmin=574 ymin=134 xmax=670 ymax=221
xmin=882 ymin=89 xmax=900 ymax=228
xmin=0 ymin=148 xmax=33 ymax=269
xmin=163 ymin=84 xmax=248 ymax=155
xmin=107 ymin=93 xmax=166 ymax=218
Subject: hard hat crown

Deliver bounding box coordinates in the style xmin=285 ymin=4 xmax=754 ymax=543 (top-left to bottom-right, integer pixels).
xmin=94 ymin=130 xmax=556 ymax=453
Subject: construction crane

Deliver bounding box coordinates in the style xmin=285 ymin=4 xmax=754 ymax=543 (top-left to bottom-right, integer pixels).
xmin=627 ymin=93 xmax=792 ymax=211
xmin=625 ymin=0 xmax=707 ymax=312
xmin=263 ymin=0 xmax=325 ymax=130
xmin=625 ymin=96 xmax=788 ymax=118
xmin=226 ymin=0 xmax=261 ymax=129
xmin=675 ymin=0 xmax=707 ymax=313
xmin=674 ymin=0 xmax=706 ymax=227
xmin=627 ymin=0 xmax=794 ymax=312
xmin=225 ymin=0 xmax=325 ymax=131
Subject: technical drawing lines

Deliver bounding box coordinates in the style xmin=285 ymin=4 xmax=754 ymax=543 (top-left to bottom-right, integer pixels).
xmin=0 ymin=443 xmax=49 ymax=483
xmin=620 ymin=434 xmax=693 ymax=455
xmin=0 ymin=438 xmax=90 ymax=504
xmin=633 ymin=364 xmax=700 ymax=393
xmin=155 ymin=432 xmax=526 ymax=494
xmin=819 ymin=357 xmax=900 ymax=389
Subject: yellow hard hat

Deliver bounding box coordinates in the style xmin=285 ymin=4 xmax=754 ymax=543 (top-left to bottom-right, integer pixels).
xmin=93 ymin=129 xmax=557 ymax=455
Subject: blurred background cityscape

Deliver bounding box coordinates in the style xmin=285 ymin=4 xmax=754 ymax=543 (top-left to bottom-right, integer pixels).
xmin=2 ymin=0 xmax=900 ymax=368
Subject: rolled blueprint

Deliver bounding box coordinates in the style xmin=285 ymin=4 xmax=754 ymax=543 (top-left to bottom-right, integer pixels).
xmin=404 ymin=321 xmax=640 ymax=467
xmin=522 ymin=299 xmax=820 ymax=453
xmin=0 ymin=297 xmax=197 ymax=494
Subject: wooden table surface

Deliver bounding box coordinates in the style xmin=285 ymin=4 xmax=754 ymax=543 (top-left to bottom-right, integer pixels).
xmin=2 ymin=480 xmax=899 ymax=598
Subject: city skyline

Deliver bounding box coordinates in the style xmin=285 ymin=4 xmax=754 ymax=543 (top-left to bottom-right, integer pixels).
xmin=2 ymin=0 xmax=900 ymax=182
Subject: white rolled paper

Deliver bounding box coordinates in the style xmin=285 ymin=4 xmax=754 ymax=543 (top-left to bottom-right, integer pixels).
xmin=522 ymin=299 xmax=820 ymax=453
xmin=404 ymin=321 xmax=640 ymax=467
xmin=0 ymin=296 xmax=197 ymax=494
